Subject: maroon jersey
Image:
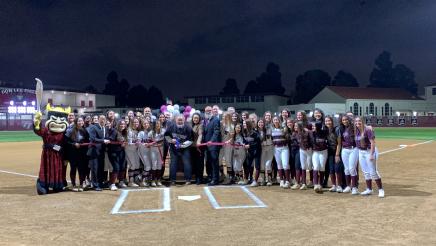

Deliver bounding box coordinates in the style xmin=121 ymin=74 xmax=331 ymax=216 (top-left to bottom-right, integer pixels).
xmin=340 ymin=127 xmax=355 ymax=148
xmin=355 ymin=127 xmax=375 ymax=150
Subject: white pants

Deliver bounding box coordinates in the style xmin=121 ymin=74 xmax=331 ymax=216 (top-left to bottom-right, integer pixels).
xmin=232 ymin=147 xmax=246 ymax=172
xmin=312 ymin=150 xmax=328 ymax=171
xmin=138 ymin=145 xmax=152 ymax=171
xmin=126 ymin=144 xmax=141 ymax=170
xmin=341 ymin=147 xmax=358 ymax=176
xmin=299 ymin=149 xmax=313 ymax=170
xmin=274 ymin=146 xmax=290 ymax=170
xmin=261 ymin=145 xmax=274 ymax=172
xmin=359 ymin=148 xmax=381 ymax=180
xmin=150 ymin=146 xmax=163 ymax=170
xmin=219 ymin=145 xmax=234 ymax=168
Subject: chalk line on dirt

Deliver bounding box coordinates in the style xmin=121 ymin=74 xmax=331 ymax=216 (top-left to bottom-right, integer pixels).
xmin=111 ymin=188 xmax=171 ymax=215
xmin=204 ymin=186 xmax=267 ymax=209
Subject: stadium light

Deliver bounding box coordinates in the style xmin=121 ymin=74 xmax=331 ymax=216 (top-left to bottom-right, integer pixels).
xmin=51 ymin=90 xmax=54 ymax=94
xmin=63 ymin=91 xmax=67 ymax=95
xmin=23 ymin=101 xmax=27 ymax=106
xmin=31 ymin=101 xmax=36 ymax=106
xmin=9 ymin=100 xmax=14 ymax=106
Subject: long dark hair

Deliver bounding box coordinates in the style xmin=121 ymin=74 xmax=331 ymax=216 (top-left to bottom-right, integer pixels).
xmin=339 ymin=115 xmax=354 ymax=138
xmin=70 ymin=116 xmax=86 ymax=142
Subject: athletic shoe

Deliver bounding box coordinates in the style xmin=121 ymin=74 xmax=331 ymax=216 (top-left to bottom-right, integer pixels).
xmin=360 ymin=189 xmax=373 ymax=196
xmin=279 ymin=180 xmax=285 ymax=188
xmin=237 ymin=180 xmax=245 ymax=185
xmin=185 ymin=181 xmax=191 ymax=185
xmin=291 ymin=183 xmax=300 ymax=190
xmin=336 ymin=186 xmax=343 ymax=193
xmin=260 ymin=181 xmax=266 ymax=186
xmin=128 ymin=182 xmax=139 ymax=188
xmin=283 ymin=181 xmax=290 ymax=189
xmin=78 ymin=187 xmax=84 ymax=192
xmin=72 ymin=186 xmax=79 ymax=192
xmin=118 ymin=182 xmax=127 ymax=188
xmin=95 ymin=187 xmax=102 ymax=191
xmin=150 ymin=181 xmax=157 ymax=187
xmin=300 ymin=184 xmax=307 ymax=190
xmin=291 ymin=179 xmax=297 ymax=185
xmin=156 ymin=181 xmax=163 ymax=187
xmin=110 ymin=184 xmax=118 ymax=191
xmin=314 ymin=185 xmax=322 ymax=193
xmin=250 ymin=181 xmax=259 ymax=187
xmin=307 ymin=181 xmax=314 ymax=188
xmin=351 ymin=187 xmax=359 ymax=195
xmin=329 ymin=185 xmax=337 ymax=192
xmin=141 ymin=181 xmax=150 ymax=187
xmin=378 ymin=189 xmax=385 ymax=198
xmin=343 ymin=186 xmax=351 ymax=193
xmin=266 ymin=181 xmax=273 ymax=186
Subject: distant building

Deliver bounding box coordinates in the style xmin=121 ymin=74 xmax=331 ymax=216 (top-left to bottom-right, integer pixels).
xmin=280 ymin=85 xmax=436 ymax=117
xmin=0 ymin=86 xmax=115 ymax=130
xmin=186 ymin=94 xmax=289 ymax=115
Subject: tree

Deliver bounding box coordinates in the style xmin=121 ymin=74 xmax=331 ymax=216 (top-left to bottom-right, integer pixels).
xmin=84 ymin=85 xmax=98 ymax=94
xmin=102 ymin=71 xmax=131 ymax=106
xmin=294 ymin=69 xmax=331 ymax=103
xmin=220 ymin=78 xmax=240 ymax=95
xmin=243 ymin=62 xmax=286 ymax=95
xmin=103 ymin=71 xmax=119 ymax=95
xmin=393 ymin=64 xmax=417 ymax=95
xmin=127 ymin=85 xmax=148 ymax=107
xmin=369 ymin=51 xmax=418 ymax=94
xmin=147 ymin=86 xmax=165 ymax=108
xmin=332 ymin=70 xmax=359 ymax=87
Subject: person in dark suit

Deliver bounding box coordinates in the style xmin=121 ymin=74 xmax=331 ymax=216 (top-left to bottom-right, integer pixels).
xmin=202 ymin=105 xmax=221 ymax=186
xmin=87 ymin=115 xmax=110 ymax=191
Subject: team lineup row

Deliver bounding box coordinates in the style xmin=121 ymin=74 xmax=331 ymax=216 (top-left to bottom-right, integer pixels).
xmin=58 ymin=105 xmax=384 ymax=198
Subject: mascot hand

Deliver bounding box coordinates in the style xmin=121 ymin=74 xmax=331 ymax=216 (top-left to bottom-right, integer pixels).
xmin=34 ymin=111 xmax=42 ymax=130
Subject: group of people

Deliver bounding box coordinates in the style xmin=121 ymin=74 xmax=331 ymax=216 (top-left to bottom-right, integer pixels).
xmin=61 ymin=105 xmax=384 ymax=198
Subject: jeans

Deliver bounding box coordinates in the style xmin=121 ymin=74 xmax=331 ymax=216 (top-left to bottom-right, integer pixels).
xmin=169 ymin=148 xmax=192 ymax=182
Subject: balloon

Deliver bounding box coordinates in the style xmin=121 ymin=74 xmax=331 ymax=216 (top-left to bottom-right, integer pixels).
xmin=179 ymin=105 xmax=185 ymax=113
xmin=167 ymin=105 xmax=174 ymax=113
xmin=160 ymin=105 xmax=167 ymax=113
xmin=185 ymin=105 xmax=192 ymax=112
xmin=173 ymin=104 xmax=179 ymax=112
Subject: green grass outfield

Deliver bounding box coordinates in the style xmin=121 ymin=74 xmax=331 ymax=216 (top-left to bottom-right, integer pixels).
xmin=1 ymin=128 xmax=435 ymax=143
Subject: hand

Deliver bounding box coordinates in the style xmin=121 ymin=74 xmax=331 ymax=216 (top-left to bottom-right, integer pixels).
xmin=207 ymin=141 xmax=212 ymax=146
xmin=121 ymin=142 xmax=126 ymax=147
xmin=171 ymin=139 xmax=177 ymax=144
xmin=244 ymin=145 xmax=250 ymax=149
xmin=75 ymin=143 xmax=80 ymax=148
xmin=104 ymin=139 xmax=110 ymax=144
xmin=335 ymin=156 xmax=341 ymax=164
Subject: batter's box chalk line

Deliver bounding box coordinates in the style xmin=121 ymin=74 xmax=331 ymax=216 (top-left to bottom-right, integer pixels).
xmin=203 ymin=186 xmax=268 ymax=209
xmin=110 ymin=188 xmax=171 ymax=215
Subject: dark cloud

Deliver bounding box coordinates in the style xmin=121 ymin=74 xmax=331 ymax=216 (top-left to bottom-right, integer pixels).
xmin=1 ymin=0 xmax=435 ymax=99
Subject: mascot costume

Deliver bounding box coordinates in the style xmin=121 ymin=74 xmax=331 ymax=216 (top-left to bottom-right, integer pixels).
xmin=33 ymin=78 xmax=71 ymax=195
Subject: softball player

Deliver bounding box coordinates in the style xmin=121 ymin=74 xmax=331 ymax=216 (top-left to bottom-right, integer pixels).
xmin=272 ymin=116 xmax=290 ymax=189
xmin=354 ymin=117 xmax=384 ymax=198
xmin=149 ymin=120 xmax=165 ymax=187
xmin=137 ymin=120 xmax=153 ymax=187
xmin=126 ymin=118 xmax=141 ymax=187
xmin=324 ymin=116 xmax=343 ymax=193
xmin=338 ymin=115 xmax=359 ymax=195
xmin=311 ymin=121 xmax=328 ymax=193
xmin=232 ymin=124 xmax=247 ymax=185
xmin=296 ymin=121 xmax=313 ymax=190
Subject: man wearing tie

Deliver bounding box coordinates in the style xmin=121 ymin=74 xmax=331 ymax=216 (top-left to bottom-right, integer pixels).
xmin=87 ymin=115 xmax=110 ymax=191
xmin=202 ymin=105 xmax=221 ymax=186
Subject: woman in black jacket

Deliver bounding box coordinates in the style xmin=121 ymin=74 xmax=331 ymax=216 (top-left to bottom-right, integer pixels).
xmin=65 ymin=117 xmax=89 ymax=192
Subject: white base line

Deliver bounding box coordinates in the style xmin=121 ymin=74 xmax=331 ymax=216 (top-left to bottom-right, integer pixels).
xmin=204 ymin=186 xmax=267 ymax=209
xmin=0 ymin=169 xmax=38 ymax=178
xmin=379 ymin=139 xmax=433 ymax=155
xmin=111 ymin=188 xmax=171 ymax=215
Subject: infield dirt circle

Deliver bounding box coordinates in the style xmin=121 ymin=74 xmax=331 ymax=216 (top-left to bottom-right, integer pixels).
xmin=0 ymin=139 xmax=435 ymax=245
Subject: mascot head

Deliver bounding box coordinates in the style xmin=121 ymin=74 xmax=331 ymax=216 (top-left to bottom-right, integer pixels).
xmin=45 ymin=103 xmax=71 ymax=133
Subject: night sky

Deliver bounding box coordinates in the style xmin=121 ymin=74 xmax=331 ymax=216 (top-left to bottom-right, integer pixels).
xmin=1 ymin=0 xmax=436 ymax=99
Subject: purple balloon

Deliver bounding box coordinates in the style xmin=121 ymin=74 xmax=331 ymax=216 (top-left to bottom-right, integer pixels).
xmin=185 ymin=105 xmax=192 ymax=112
xmin=160 ymin=105 xmax=167 ymax=113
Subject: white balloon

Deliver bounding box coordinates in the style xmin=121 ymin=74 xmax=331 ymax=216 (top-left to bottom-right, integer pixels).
xmin=167 ymin=105 xmax=174 ymax=113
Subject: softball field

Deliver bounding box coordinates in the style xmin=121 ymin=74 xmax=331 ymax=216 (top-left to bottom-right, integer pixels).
xmin=0 ymin=129 xmax=435 ymax=246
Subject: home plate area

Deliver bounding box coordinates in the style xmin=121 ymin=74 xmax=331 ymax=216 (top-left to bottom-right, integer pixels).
xmin=111 ymin=186 xmax=267 ymax=215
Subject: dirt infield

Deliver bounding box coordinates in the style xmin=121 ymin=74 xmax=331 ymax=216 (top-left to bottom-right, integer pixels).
xmin=0 ymin=139 xmax=435 ymax=245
